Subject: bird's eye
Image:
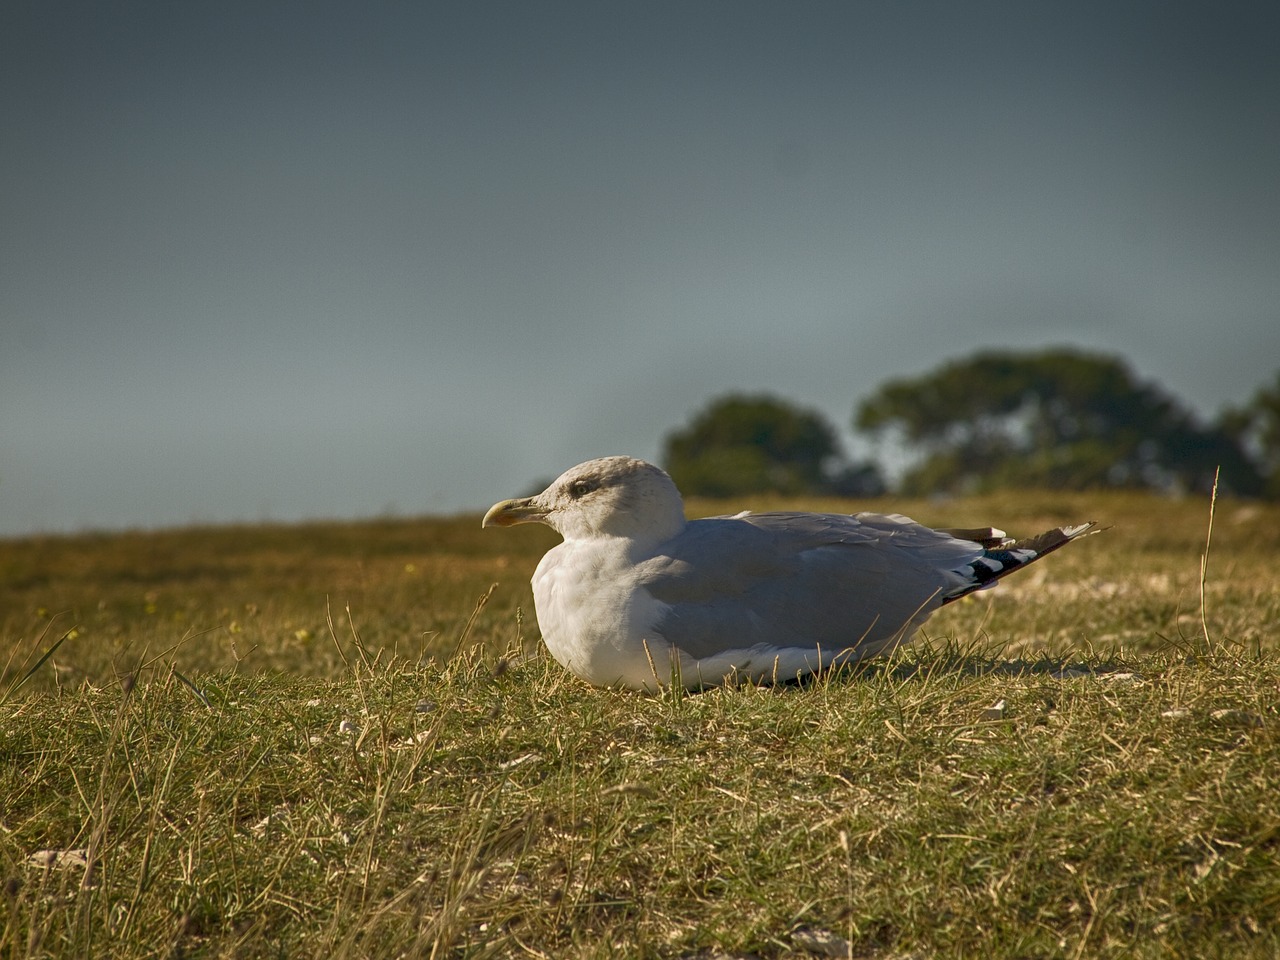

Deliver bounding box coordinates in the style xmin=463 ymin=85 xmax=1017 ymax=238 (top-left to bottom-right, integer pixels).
xmin=568 ymin=479 xmax=597 ymax=499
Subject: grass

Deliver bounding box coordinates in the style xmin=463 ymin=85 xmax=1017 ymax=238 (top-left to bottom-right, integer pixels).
xmin=1 ymin=491 xmax=1278 ymax=958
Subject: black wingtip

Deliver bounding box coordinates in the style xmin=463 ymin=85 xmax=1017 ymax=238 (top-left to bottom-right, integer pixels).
xmin=941 ymin=520 xmax=1104 ymax=604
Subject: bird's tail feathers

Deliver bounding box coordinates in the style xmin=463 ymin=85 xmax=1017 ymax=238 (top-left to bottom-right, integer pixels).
xmin=941 ymin=521 xmax=1103 ymax=604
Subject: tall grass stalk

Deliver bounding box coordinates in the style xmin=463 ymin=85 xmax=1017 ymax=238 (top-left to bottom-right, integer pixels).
xmin=1199 ymin=465 xmax=1221 ymax=655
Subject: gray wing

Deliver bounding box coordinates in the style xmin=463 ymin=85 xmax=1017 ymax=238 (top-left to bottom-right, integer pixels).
xmin=636 ymin=511 xmax=986 ymax=660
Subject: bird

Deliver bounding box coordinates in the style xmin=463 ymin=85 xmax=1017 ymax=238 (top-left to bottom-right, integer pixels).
xmin=483 ymin=456 xmax=1099 ymax=692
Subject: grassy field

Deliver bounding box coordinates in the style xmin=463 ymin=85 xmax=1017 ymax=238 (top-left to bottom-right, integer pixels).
xmin=1 ymin=491 xmax=1278 ymax=958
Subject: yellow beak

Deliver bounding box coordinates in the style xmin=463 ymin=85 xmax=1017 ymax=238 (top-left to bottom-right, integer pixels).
xmin=482 ymin=497 xmax=548 ymax=528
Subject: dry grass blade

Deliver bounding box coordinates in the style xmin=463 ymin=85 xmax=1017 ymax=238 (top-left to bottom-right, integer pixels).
xmin=0 ymin=619 xmax=75 ymax=704
xmin=453 ymin=582 xmax=498 ymax=656
xmin=1200 ymin=465 xmax=1221 ymax=654
xmin=170 ymin=666 xmax=212 ymax=708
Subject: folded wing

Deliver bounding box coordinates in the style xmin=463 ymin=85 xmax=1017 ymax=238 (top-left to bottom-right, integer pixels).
xmin=637 ymin=511 xmax=988 ymax=661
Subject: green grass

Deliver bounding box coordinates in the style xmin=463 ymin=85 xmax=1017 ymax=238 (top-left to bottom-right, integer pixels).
xmin=1 ymin=492 xmax=1278 ymax=958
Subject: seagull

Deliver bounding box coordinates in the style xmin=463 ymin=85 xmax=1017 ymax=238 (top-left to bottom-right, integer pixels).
xmin=483 ymin=456 xmax=1099 ymax=692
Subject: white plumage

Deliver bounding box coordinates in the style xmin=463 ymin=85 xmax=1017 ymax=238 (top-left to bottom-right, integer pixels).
xmin=483 ymin=456 xmax=1098 ymax=692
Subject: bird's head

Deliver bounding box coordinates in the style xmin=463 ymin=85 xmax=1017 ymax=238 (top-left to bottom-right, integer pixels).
xmin=483 ymin=456 xmax=686 ymax=545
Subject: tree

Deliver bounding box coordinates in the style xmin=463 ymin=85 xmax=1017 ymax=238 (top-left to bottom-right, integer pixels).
xmin=854 ymin=348 xmax=1264 ymax=497
xmin=663 ymin=393 xmax=884 ymax=497
xmin=1222 ymin=370 xmax=1280 ymax=498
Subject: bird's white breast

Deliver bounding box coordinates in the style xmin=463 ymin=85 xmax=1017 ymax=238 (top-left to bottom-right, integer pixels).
xmin=531 ymin=537 xmax=672 ymax=689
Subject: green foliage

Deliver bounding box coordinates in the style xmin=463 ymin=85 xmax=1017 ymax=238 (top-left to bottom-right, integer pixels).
xmin=663 ymin=393 xmax=883 ymax=497
xmin=855 ymin=348 xmax=1264 ymax=497
xmin=1223 ymin=369 xmax=1280 ymax=498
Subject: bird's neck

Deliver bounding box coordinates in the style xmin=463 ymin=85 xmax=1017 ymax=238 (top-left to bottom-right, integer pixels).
xmin=561 ymin=515 xmax=686 ymax=554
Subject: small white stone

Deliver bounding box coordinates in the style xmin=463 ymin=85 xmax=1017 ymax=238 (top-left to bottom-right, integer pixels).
xmin=1210 ymin=708 xmax=1263 ymax=727
xmin=499 ymin=752 xmax=542 ymax=770
xmin=394 ymin=730 xmax=434 ymax=748
xmin=27 ymin=849 xmax=89 ymax=870
xmin=792 ymin=926 xmax=855 ymax=958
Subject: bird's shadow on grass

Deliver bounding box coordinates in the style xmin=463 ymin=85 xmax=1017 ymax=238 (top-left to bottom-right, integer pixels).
xmin=717 ymin=642 xmax=1143 ymax=694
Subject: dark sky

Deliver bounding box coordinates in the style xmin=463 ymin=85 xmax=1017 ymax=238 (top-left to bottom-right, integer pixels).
xmin=3 ymin=1 xmax=1278 ymax=535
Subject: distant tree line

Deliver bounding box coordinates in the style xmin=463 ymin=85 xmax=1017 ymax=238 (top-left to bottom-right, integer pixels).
xmin=662 ymin=348 xmax=1280 ymax=499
